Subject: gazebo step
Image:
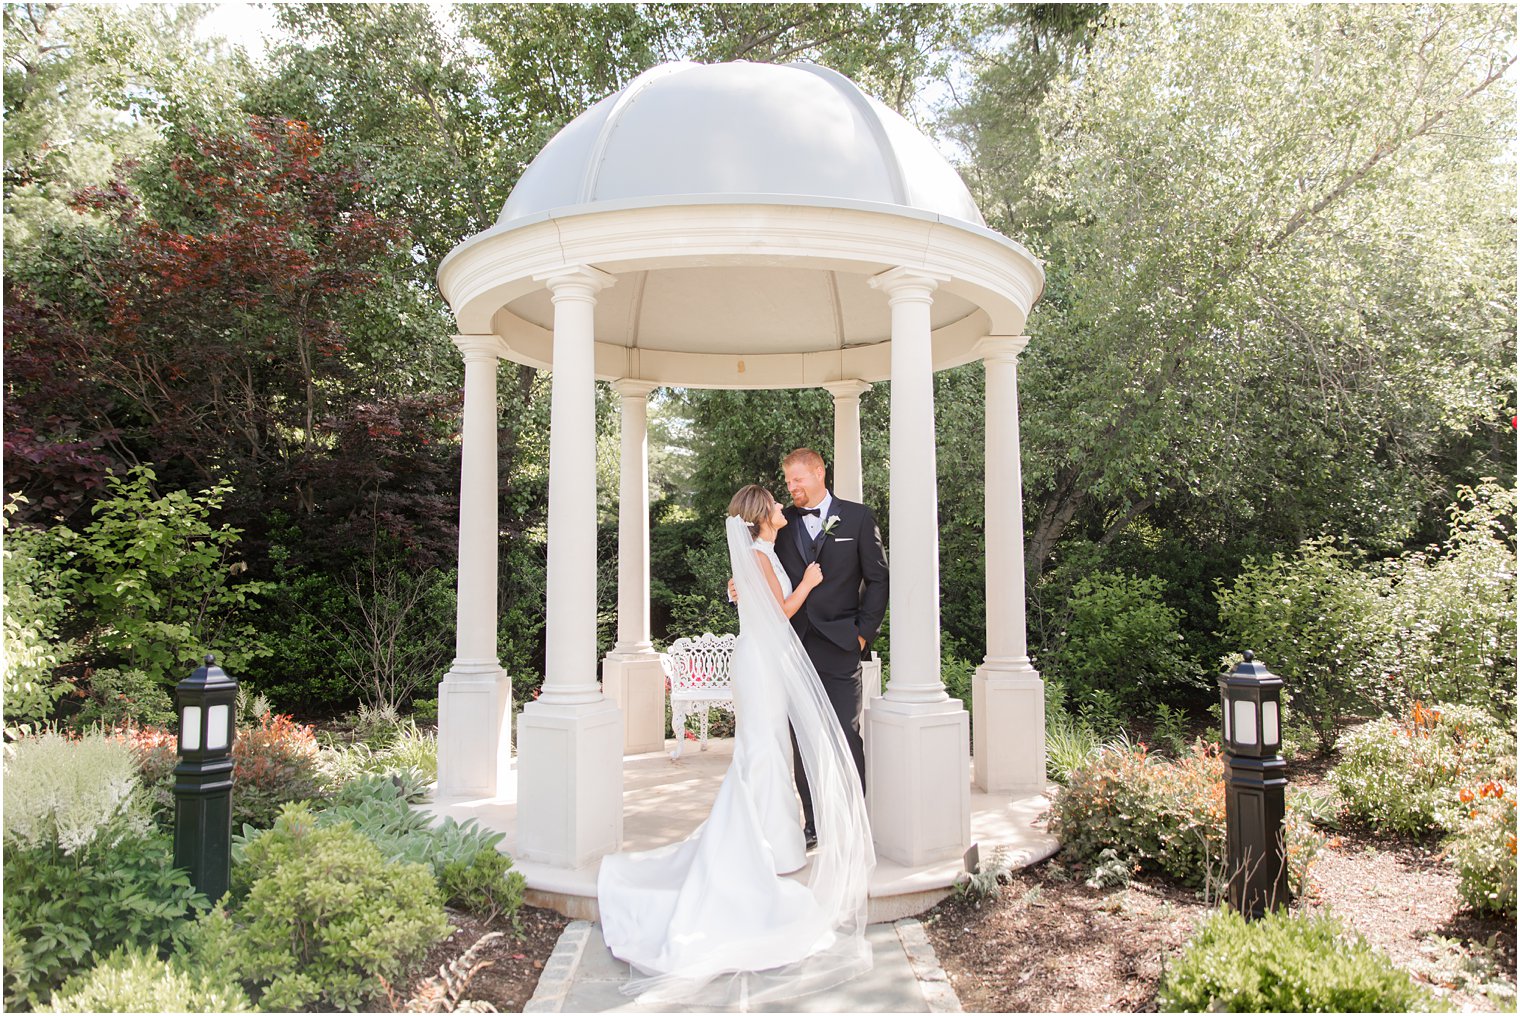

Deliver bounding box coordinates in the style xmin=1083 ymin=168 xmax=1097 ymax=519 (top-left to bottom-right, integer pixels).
xmin=420 ymin=740 xmax=1059 ymax=923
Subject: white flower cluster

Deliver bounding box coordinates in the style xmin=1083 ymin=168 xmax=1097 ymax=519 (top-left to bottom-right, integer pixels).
xmin=3 ymin=731 xmax=146 ymax=854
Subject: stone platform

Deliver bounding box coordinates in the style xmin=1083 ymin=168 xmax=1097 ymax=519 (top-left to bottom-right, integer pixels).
xmin=422 ymin=738 xmax=1058 ymax=924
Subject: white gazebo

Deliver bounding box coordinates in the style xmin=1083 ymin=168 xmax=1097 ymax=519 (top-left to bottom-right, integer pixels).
xmin=433 ymin=61 xmax=1047 ymax=875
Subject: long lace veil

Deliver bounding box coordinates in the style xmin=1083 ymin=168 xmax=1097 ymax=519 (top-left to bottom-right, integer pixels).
xmin=626 ymin=515 xmax=876 ymax=1005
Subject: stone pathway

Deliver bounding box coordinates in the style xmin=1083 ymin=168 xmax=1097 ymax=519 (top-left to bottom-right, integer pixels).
xmin=525 ymin=918 xmax=963 ymax=1013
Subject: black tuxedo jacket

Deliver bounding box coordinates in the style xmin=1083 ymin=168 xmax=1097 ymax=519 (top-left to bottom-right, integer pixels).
xmin=775 ymin=495 xmax=889 ymax=660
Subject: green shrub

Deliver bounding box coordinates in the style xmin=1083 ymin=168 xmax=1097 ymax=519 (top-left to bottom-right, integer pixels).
xmin=1150 ymin=702 xmax=1193 ymax=759
xmin=940 ymin=642 xmax=976 ymax=716
xmin=1045 ymin=713 xmax=1105 ymax=785
xmin=2 ymin=497 xmax=75 ymax=729
xmin=69 ymin=667 xmax=176 ymax=730
xmin=1075 ymin=686 xmax=1125 ymax=735
xmin=1446 ymin=781 xmax=1517 ymax=917
xmin=125 ymin=705 xmax=326 ymax=833
xmin=1051 ymin=740 xmax=1216 ymax=885
xmin=1215 ymin=483 xmax=1518 ymax=753
xmin=46 ymin=947 xmax=252 ymax=1013
xmin=303 ymin=774 xmax=503 ymax=881
xmin=123 ymin=712 xmax=326 ymax=832
xmin=3 ymin=831 xmax=206 ymax=1009
xmin=3 ymin=730 xmax=145 ymax=852
xmin=1382 ymin=481 xmax=1516 ymax=719
xmin=1053 ymin=570 xmax=1197 ymax=716
xmin=1215 ymin=537 xmax=1394 ymax=751
xmin=439 ymin=848 xmax=527 ymax=923
xmin=242 ymin=562 xmax=354 ymax=712
xmin=1157 ymin=908 xmax=1443 ymax=1012
xmin=229 ymin=712 xmax=325 ymax=829
xmin=1331 ymin=703 xmax=1515 ymax=835
xmin=228 ymin=803 xmax=451 ymax=1010
xmin=318 ymin=719 xmax=438 ymax=788
xmin=46 ymin=465 xmax=270 ymax=683
xmin=1052 ymin=739 xmax=1323 ymax=895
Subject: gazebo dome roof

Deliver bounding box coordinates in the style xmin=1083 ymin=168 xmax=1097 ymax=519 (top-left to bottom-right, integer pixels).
xmin=439 ymin=60 xmax=1043 ymax=390
xmin=499 ymin=61 xmax=985 ymax=227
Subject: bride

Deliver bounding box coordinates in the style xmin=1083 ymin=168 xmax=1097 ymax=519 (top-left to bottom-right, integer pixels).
xmin=596 ymin=484 xmax=876 ymax=1005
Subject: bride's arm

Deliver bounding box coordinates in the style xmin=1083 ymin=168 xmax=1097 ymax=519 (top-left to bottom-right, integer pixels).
xmin=755 ymin=550 xmax=820 ymax=619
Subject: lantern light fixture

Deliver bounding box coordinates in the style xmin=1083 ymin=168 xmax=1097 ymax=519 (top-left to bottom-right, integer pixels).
xmin=174 ymin=653 xmax=238 ymax=903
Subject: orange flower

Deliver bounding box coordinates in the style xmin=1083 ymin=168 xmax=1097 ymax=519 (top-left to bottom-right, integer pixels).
xmin=1507 ymin=834 xmax=1516 ymax=856
xmin=1460 ymin=787 xmax=1476 ymax=804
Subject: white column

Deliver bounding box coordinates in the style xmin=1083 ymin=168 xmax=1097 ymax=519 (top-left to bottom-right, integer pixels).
xmin=603 ymin=379 xmax=666 ymax=755
xmin=515 ymin=266 xmax=624 ymax=867
xmin=436 ymin=334 xmax=512 ymax=802
xmin=822 ymin=379 xmax=870 ymax=503
xmin=973 ymin=337 xmax=1046 ymax=794
xmin=823 ymin=379 xmax=883 ymax=704
xmin=877 ymin=270 xmax=946 ymax=703
xmin=864 ymin=267 xmax=970 ymax=867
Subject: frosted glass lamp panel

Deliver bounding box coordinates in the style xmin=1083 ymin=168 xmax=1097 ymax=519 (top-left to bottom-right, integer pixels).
xmin=182 ymin=706 xmax=202 ymax=751
xmin=1262 ymin=700 xmax=1280 ymax=747
xmin=1231 ymin=699 xmax=1258 ymax=746
xmin=1222 ymin=699 xmax=1231 ymax=743
xmin=207 ymin=705 xmax=231 ymax=750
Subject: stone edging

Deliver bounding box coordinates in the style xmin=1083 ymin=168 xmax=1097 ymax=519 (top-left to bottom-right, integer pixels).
xmin=895 ymin=916 xmax=964 ymax=1013
xmin=523 ymin=919 xmax=591 ymax=1013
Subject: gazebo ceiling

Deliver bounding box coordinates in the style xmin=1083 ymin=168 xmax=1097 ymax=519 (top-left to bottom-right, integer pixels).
xmin=438 ymin=61 xmax=1044 ymax=389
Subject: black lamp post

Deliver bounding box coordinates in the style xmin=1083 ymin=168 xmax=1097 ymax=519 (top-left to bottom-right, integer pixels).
xmin=174 ymin=653 xmax=237 ymax=903
xmin=1219 ymin=651 xmax=1288 ymax=919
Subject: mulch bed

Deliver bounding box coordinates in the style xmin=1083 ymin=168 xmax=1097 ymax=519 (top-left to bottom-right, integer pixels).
xmin=924 ymin=862 xmax=1210 ymax=1013
xmin=370 ymin=905 xmax=569 ymax=1013
xmin=922 ymin=757 xmax=1518 ymax=1013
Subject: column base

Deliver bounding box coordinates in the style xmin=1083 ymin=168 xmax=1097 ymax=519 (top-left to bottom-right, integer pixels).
xmin=602 ymin=653 xmax=667 ymax=755
xmin=862 ymin=652 xmax=883 ymax=710
xmin=865 ymin=696 xmax=971 ymax=866
xmin=515 ymin=695 xmax=624 ymax=868
xmin=436 ymin=662 xmax=511 ymax=801
xmin=972 ymin=662 xmax=1046 ymax=794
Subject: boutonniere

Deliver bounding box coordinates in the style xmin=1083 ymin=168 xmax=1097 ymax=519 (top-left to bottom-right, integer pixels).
xmin=822 ymin=515 xmax=842 ymax=537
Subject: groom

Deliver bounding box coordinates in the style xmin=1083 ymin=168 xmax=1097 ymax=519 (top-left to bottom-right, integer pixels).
xmin=773 ymin=447 xmax=888 ymax=848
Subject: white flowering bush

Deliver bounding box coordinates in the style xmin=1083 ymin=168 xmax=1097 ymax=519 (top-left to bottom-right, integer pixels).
xmin=2 ymin=731 xmax=146 ymax=853
xmin=3 ymin=730 xmax=203 ymax=1009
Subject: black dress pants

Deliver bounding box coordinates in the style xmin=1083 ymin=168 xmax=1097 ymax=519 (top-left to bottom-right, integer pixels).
xmin=792 ymin=629 xmax=867 ymax=835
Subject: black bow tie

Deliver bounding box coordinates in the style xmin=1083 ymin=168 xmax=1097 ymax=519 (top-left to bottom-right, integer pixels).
xmin=799 ymin=507 xmax=822 ymax=517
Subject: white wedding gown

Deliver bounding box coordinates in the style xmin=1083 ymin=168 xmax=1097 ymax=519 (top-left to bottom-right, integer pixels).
xmin=596 ymin=517 xmax=875 ymax=1006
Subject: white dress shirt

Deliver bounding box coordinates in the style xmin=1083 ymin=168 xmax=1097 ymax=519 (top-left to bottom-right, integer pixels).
xmin=801 ymin=492 xmax=833 ymax=540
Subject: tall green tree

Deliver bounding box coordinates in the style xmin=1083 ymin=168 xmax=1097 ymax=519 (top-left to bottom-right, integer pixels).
xmin=3 ymin=2 xmax=248 ymax=244
xmin=953 ymin=4 xmax=1515 ymax=576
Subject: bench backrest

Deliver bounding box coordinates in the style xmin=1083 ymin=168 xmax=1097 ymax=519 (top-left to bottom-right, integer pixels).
xmin=663 ymin=632 xmax=737 ymax=695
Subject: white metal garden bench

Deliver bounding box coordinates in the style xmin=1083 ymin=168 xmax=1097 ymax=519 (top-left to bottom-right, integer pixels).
xmin=662 ymin=632 xmax=736 ymax=758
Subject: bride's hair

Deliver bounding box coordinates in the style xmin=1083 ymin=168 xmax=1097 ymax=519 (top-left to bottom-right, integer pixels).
xmin=727 ymin=484 xmax=774 ymax=538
